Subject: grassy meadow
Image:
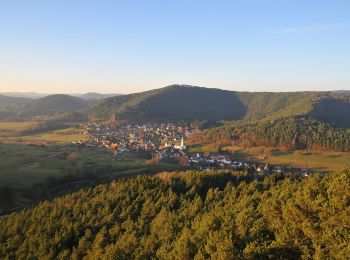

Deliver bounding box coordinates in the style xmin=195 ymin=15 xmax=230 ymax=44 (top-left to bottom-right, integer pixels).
xmin=0 ymin=121 xmax=40 ymax=136
xmin=188 ymin=143 xmax=350 ymax=172
xmin=0 ymin=121 xmax=88 ymax=144
xmin=0 ymin=143 xmax=181 ymax=209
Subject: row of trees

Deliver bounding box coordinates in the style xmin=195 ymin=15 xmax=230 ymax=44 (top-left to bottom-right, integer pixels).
xmin=1 ymin=169 xmax=350 ymax=259
xmin=200 ymin=118 xmax=350 ymax=151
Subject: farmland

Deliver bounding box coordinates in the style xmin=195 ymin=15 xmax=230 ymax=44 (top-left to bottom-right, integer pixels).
xmin=189 ymin=144 xmax=350 ymax=172
xmin=0 ymin=143 xmax=181 ymax=210
xmin=0 ymin=121 xmax=88 ymax=144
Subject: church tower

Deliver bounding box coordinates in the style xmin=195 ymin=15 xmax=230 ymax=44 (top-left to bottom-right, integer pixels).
xmin=181 ymin=137 xmax=186 ymax=149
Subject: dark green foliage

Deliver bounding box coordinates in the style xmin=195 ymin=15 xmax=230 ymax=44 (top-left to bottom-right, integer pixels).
xmin=0 ymin=94 xmax=89 ymax=120
xmin=0 ymin=95 xmax=32 ymax=120
xmin=310 ymin=98 xmax=350 ymax=128
xmin=20 ymin=94 xmax=89 ymax=118
xmin=1 ymin=86 xmax=350 ymax=126
xmin=1 ymin=169 xmax=350 ymax=259
xmin=236 ymin=91 xmax=314 ymax=120
xmin=0 ymin=95 xmax=32 ymax=108
xmin=202 ymin=118 xmax=350 ymax=151
xmin=88 ymin=85 xmax=350 ymax=129
xmin=88 ymin=85 xmax=247 ymax=122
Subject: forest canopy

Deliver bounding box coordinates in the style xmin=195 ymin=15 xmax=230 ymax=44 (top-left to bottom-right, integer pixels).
xmin=199 ymin=118 xmax=350 ymax=152
xmin=1 ymin=169 xmax=350 ymax=259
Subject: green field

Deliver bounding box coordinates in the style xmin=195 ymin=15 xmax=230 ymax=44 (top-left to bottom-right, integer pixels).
xmin=189 ymin=144 xmax=350 ymax=172
xmin=0 ymin=143 xmax=181 ymax=209
xmin=0 ymin=121 xmax=40 ymax=136
xmin=0 ymin=121 xmax=88 ymax=144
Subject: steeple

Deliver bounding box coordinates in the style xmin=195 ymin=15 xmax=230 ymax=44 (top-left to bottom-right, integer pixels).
xmin=181 ymin=137 xmax=186 ymax=149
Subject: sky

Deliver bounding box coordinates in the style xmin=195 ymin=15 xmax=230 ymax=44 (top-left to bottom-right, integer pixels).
xmin=0 ymin=0 xmax=349 ymax=94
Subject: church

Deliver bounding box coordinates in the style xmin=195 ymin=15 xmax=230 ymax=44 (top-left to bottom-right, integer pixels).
xmin=174 ymin=137 xmax=186 ymax=150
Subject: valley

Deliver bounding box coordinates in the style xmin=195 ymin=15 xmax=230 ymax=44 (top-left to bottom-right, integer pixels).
xmin=0 ymin=85 xmax=349 ymax=259
xmin=2 ymin=2 xmax=350 ymax=258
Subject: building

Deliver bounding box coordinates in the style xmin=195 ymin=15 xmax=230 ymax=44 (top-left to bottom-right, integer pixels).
xmin=174 ymin=137 xmax=186 ymax=150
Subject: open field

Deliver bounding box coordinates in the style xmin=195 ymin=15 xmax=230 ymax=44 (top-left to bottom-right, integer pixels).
xmin=0 ymin=121 xmax=41 ymax=136
xmin=0 ymin=121 xmax=88 ymax=144
xmin=189 ymin=144 xmax=350 ymax=172
xmin=0 ymin=143 xmax=182 ymax=210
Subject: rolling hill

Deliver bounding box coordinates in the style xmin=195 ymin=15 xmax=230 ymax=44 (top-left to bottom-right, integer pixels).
xmin=78 ymin=92 xmax=120 ymax=100
xmin=0 ymin=95 xmax=33 ymax=120
xmin=88 ymin=85 xmax=350 ymax=126
xmin=0 ymin=92 xmax=48 ymax=99
xmin=1 ymin=86 xmax=349 ymax=129
xmin=18 ymin=94 xmax=89 ymax=118
xmin=88 ymin=85 xmax=247 ymax=122
xmin=0 ymin=94 xmax=92 ymax=121
xmin=201 ymin=118 xmax=350 ymax=151
xmin=0 ymin=95 xmax=32 ymax=106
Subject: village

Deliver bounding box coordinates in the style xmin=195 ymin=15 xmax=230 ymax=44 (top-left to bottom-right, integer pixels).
xmin=73 ymin=122 xmax=312 ymax=178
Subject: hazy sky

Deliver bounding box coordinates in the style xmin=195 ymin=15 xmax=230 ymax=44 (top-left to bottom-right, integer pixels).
xmin=0 ymin=0 xmax=349 ymax=94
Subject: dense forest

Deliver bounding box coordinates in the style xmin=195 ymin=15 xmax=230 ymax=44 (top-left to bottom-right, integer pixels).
xmin=87 ymin=85 xmax=247 ymax=122
xmin=1 ymin=169 xmax=350 ymax=259
xmin=87 ymin=85 xmax=350 ymax=127
xmin=1 ymin=85 xmax=350 ymax=126
xmin=197 ymin=118 xmax=350 ymax=152
xmin=0 ymin=94 xmax=90 ymax=121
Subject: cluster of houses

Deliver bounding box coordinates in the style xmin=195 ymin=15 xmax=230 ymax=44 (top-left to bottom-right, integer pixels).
xmin=73 ymin=122 xmax=311 ymax=178
xmin=186 ymin=153 xmax=311 ymax=177
xmin=79 ymin=123 xmax=191 ymax=153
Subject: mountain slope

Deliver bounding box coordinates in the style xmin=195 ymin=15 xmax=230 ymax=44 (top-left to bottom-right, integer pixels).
xmin=203 ymin=118 xmax=350 ymax=151
xmin=2 ymin=85 xmax=348 ymax=125
xmin=0 ymin=95 xmax=32 ymax=106
xmin=18 ymin=94 xmax=89 ymax=119
xmin=310 ymin=95 xmax=350 ymax=128
xmin=0 ymin=92 xmax=48 ymax=99
xmin=237 ymin=92 xmax=315 ymax=121
xmin=88 ymin=85 xmax=350 ymax=126
xmin=0 ymin=95 xmax=33 ymax=120
xmin=88 ymin=85 xmax=247 ymax=122
xmin=78 ymin=92 xmax=120 ymax=100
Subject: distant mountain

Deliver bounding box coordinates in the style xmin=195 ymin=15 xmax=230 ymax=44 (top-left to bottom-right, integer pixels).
xmin=10 ymin=94 xmax=90 ymax=119
xmin=0 ymin=95 xmax=32 ymax=120
xmin=0 ymin=92 xmax=121 ymax=100
xmin=88 ymin=85 xmax=350 ymax=127
xmin=0 ymin=92 xmax=49 ymax=99
xmin=1 ymin=86 xmax=349 ymax=126
xmin=78 ymin=92 xmax=120 ymax=100
xmin=88 ymin=85 xmax=247 ymax=122
xmin=0 ymin=95 xmax=32 ymax=106
xmin=0 ymin=93 xmax=114 ymax=121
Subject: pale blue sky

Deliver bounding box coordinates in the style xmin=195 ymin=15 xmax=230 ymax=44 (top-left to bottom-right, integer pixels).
xmin=0 ymin=0 xmax=349 ymax=94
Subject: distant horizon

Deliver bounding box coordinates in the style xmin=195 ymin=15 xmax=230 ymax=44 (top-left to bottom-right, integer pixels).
xmin=1 ymin=84 xmax=349 ymax=96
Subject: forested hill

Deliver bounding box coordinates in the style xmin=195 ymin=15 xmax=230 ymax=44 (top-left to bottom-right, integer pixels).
xmin=88 ymin=85 xmax=247 ymax=122
xmin=0 ymin=95 xmax=32 ymax=107
xmin=0 ymin=94 xmax=90 ymax=120
xmin=1 ymin=86 xmax=349 ymax=124
xmin=20 ymin=94 xmax=89 ymax=118
xmin=1 ymin=170 xmax=349 ymax=259
xmin=198 ymin=118 xmax=350 ymax=152
xmin=0 ymin=95 xmax=33 ymax=120
xmin=87 ymin=85 xmax=350 ymax=125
